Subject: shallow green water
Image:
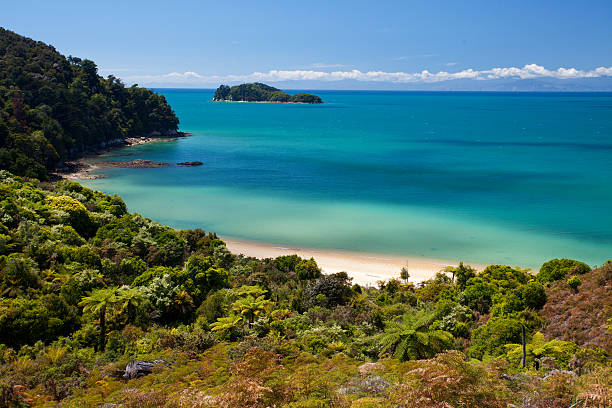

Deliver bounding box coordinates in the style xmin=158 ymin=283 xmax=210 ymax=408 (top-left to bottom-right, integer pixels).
xmin=80 ymin=90 xmax=612 ymax=269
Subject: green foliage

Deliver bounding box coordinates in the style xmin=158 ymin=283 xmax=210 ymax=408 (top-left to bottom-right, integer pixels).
xmin=45 ymin=195 xmax=94 ymax=236
xmin=274 ymin=254 xmax=303 ymax=272
xmin=0 ymin=297 xmax=69 ymax=347
xmin=521 ymin=281 xmax=547 ymax=309
xmin=118 ymin=256 xmax=147 ymax=281
xmin=0 ymin=171 xmax=609 ymax=406
xmin=78 ymin=287 xmax=119 ymax=351
xmin=462 ymin=277 xmax=496 ymax=314
xmin=183 ymin=254 xmax=229 ymax=302
xmin=295 ymin=257 xmax=321 ymax=280
xmin=537 ymin=258 xmax=591 ymax=283
xmin=302 ymin=272 xmax=352 ymax=309
xmin=377 ymin=309 xmax=453 ymax=361
xmin=469 ymin=317 xmax=523 ymax=359
xmin=504 ymin=331 xmax=580 ymax=370
xmin=567 ymin=275 xmax=582 ymax=291
xmin=290 ymin=93 xmax=323 ymax=103
xmin=213 ymin=82 xmax=323 ymax=103
xmin=196 ymin=289 xmax=231 ymax=325
xmin=0 ymin=252 xmax=41 ymax=296
xmin=210 ymin=314 xmax=243 ymax=340
xmin=132 ymin=265 xmax=181 ymax=286
xmin=0 ymin=28 xmax=180 ymax=178
xmin=454 ymin=261 xmax=477 ymax=289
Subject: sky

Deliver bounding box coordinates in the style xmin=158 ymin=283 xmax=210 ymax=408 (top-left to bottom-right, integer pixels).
xmin=3 ymin=0 xmax=612 ymax=89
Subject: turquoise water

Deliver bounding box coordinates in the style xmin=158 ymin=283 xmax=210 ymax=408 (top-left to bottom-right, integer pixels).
xmin=80 ymin=90 xmax=612 ymax=269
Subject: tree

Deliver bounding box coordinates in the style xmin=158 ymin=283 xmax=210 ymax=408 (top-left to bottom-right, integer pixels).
xmin=462 ymin=277 xmax=496 ymax=314
xmin=232 ymin=294 xmax=272 ymax=327
xmin=400 ymin=267 xmax=410 ymax=283
xmin=227 ymin=286 xmax=272 ymax=327
xmin=1 ymin=253 xmax=41 ymax=297
xmin=537 ymin=258 xmax=590 ymax=283
xmin=469 ymin=317 xmax=523 ymax=360
xmin=183 ymin=254 xmax=229 ymax=302
xmin=521 ymin=281 xmax=547 ymax=309
xmin=455 ymin=261 xmax=476 ymax=289
xmin=302 ymin=272 xmax=352 ymax=308
xmin=116 ymin=285 xmax=149 ymax=324
xmin=274 ymin=254 xmax=303 ymax=272
xmin=78 ymin=287 xmax=119 ymax=351
xmin=295 ymin=258 xmax=321 ymax=281
xmin=378 ymin=310 xmax=454 ymax=361
xmin=210 ymin=314 xmax=243 ymax=340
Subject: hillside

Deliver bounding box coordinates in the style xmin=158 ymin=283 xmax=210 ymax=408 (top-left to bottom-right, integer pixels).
xmin=0 ymin=29 xmax=609 ymax=408
xmin=540 ymin=262 xmax=611 ymax=354
xmin=0 ymin=173 xmax=609 ymax=406
xmin=213 ymin=82 xmax=323 ymax=103
xmin=0 ymin=28 xmax=180 ymax=179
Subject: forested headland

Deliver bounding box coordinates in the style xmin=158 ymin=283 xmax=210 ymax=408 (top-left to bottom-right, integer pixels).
xmin=0 ymin=29 xmax=610 ymax=407
xmin=213 ymin=82 xmax=323 ymax=103
xmin=0 ymin=28 xmax=180 ymax=180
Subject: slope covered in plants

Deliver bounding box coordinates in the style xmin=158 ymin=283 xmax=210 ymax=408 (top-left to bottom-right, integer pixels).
xmin=0 ymin=172 xmax=609 ymax=407
xmin=0 ymin=28 xmax=179 ymax=179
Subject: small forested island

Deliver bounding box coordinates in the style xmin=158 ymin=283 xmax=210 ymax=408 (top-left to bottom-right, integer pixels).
xmin=213 ymin=82 xmax=323 ymax=103
xmin=0 ymin=29 xmax=610 ymax=408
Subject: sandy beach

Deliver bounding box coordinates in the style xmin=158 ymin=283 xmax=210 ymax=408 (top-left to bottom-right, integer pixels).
xmin=224 ymin=237 xmax=485 ymax=286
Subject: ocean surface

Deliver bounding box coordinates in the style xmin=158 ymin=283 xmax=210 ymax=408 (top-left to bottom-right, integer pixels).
xmin=79 ymin=90 xmax=612 ymax=269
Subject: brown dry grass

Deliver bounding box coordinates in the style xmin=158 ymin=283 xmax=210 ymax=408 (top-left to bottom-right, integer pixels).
xmin=540 ymin=263 xmax=611 ymax=353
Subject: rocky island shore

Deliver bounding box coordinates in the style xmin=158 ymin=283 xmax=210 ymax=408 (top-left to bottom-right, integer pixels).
xmin=98 ymin=159 xmax=169 ymax=168
xmin=54 ymin=132 xmax=193 ymax=180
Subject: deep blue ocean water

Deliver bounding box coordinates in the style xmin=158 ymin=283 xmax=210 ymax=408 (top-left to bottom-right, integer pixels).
xmin=80 ymin=90 xmax=612 ymax=269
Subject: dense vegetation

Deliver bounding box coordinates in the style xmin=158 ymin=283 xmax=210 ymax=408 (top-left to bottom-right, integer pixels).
xmin=213 ymin=83 xmax=323 ymax=103
xmin=0 ymin=28 xmax=179 ymax=179
xmin=0 ymin=28 xmax=609 ymax=408
xmin=0 ymin=172 xmax=609 ymax=407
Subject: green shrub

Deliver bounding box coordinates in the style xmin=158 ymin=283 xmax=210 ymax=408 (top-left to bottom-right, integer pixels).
xmin=469 ymin=317 xmax=523 ymax=359
xmin=537 ymin=258 xmax=590 ymax=283
xmin=567 ymin=276 xmax=582 ymax=291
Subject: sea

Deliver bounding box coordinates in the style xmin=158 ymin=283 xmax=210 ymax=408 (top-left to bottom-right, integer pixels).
xmin=79 ymin=89 xmax=612 ymax=270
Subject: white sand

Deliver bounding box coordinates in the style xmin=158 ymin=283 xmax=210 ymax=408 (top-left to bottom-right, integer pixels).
xmin=223 ymin=237 xmax=484 ymax=286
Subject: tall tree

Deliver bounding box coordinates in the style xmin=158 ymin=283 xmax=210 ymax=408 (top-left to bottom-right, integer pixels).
xmin=78 ymin=287 xmax=119 ymax=351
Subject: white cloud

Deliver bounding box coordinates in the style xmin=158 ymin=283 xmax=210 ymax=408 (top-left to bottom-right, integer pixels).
xmin=118 ymin=64 xmax=612 ymax=85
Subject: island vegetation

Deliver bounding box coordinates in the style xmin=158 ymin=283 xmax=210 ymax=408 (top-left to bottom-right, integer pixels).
xmin=213 ymin=83 xmax=323 ymax=104
xmin=0 ymin=29 xmax=610 ymax=407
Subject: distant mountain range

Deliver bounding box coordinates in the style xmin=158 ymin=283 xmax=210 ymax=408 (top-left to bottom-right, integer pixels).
xmin=261 ymin=77 xmax=612 ymax=92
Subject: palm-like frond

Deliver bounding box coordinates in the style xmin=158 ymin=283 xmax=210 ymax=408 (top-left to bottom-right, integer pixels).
xmin=377 ymin=309 xmax=453 ymax=361
xmin=78 ymin=287 xmax=119 ymax=315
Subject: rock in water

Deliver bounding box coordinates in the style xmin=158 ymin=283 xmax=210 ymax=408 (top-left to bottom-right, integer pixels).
xmin=123 ymin=360 xmax=165 ymax=379
xmin=177 ymin=161 xmax=203 ymax=166
xmin=98 ymin=159 xmax=168 ymax=168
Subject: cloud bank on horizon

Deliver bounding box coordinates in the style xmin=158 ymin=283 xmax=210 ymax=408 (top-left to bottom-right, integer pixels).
xmin=111 ymin=64 xmax=612 ymax=86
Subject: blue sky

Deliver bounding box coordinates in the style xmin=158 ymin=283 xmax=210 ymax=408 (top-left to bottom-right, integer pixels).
xmin=3 ymin=0 xmax=612 ymax=88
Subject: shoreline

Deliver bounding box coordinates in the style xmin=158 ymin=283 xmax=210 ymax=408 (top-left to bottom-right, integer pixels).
xmin=54 ymin=133 xmax=191 ymax=180
xmin=223 ymin=236 xmax=486 ymax=286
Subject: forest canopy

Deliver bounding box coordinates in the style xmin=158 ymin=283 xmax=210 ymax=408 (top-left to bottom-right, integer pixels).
xmin=0 ymin=28 xmax=180 ymax=179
